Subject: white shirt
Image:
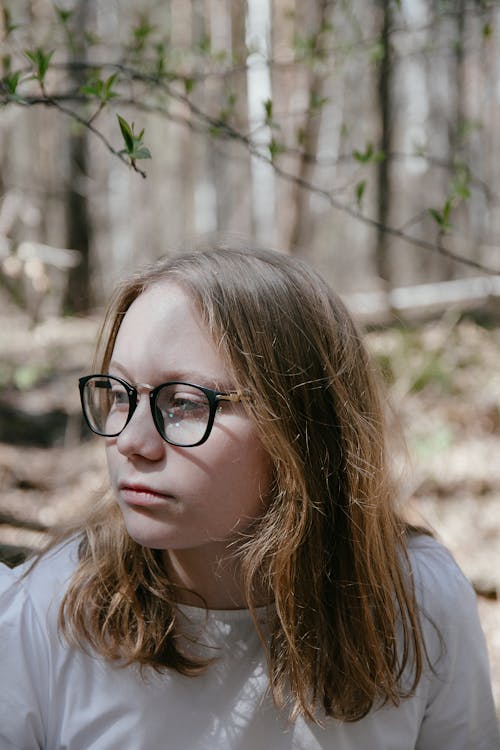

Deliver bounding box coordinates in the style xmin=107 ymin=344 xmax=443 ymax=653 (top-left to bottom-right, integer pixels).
xmin=0 ymin=535 xmax=499 ymax=750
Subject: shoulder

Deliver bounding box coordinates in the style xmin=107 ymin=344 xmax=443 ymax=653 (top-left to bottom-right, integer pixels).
xmin=404 ymin=534 xmax=500 ymax=749
xmin=0 ymin=539 xmax=80 ymax=748
xmin=406 ymin=532 xmax=475 ymax=605
xmin=405 ymin=533 xmax=479 ymax=659
xmin=0 ymin=536 xmax=80 ymax=627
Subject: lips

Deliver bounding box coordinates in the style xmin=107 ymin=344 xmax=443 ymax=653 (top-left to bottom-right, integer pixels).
xmin=118 ymin=482 xmax=174 ymax=507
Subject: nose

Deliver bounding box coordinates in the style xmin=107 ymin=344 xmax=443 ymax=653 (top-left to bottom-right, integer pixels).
xmin=115 ymin=394 xmax=165 ymax=461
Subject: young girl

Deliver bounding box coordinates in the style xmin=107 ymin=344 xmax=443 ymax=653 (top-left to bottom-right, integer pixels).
xmin=0 ymin=246 xmax=498 ymax=749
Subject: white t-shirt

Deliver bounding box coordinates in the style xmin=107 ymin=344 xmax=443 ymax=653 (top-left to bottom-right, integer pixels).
xmin=0 ymin=535 xmax=499 ymax=750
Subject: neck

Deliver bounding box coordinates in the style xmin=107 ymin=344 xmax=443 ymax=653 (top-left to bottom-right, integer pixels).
xmin=163 ymin=545 xmax=251 ymax=610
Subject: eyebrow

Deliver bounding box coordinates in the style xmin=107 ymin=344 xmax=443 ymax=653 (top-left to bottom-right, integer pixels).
xmin=107 ymin=361 xmax=236 ymax=391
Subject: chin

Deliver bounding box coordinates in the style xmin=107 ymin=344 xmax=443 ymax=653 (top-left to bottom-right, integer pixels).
xmin=120 ymin=511 xmax=173 ymax=550
xmin=125 ymin=531 xmax=164 ymax=549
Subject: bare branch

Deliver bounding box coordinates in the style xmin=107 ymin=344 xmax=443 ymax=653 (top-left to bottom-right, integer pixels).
xmin=2 ymin=62 xmax=499 ymax=272
xmin=0 ymin=93 xmax=147 ymax=178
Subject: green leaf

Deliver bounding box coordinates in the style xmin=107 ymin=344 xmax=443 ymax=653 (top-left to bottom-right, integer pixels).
xmin=263 ymin=98 xmax=280 ymax=130
xmin=213 ymin=49 xmax=227 ymax=63
xmin=353 ymin=142 xmax=385 ymax=164
xmin=131 ymin=17 xmax=157 ymax=52
xmin=117 ymin=115 xmax=152 ymax=161
xmin=428 ymin=208 xmax=443 ymax=225
xmin=293 ymin=33 xmax=318 ymax=62
xmin=133 ymin=147 xmax=151 ymax=160
xmin=355 ymin=180 xmax=366 ymax=207
xmin=80 ymin=83 xmax=99 ymax=96
xmin=450 ymin=163 xmax=471 ymax=202
xmin=2 ymin=70 xmax=22 ymax=95
xmin=24 ymin=48 xmax=54 ymax=83
xmin=54 ymin=6 xmax=73 ymax=23
xmin=81 ymin=74 xmax=118 ymax=102
xmin=452 ymin=181 xmax=470 ymax=201
xmin=457 ymin=118 xmax=482 ymax=142
xmin=428 ymin=206 xmax=452 ymax=233
xmin=269 ymin=138 xmax=285 ymax=160
xmin=3 ymin=7 xmax=19 ymax=35
xmin=370 ymin=42 xmax=385 ymax=63
xmin=117 ymin=114 xmax=134 ymax=153
xmin=2 ymin=55 xmax=12 ymax=75
xmin=310 ymin=92 xmax=328 ymax=110
xmin=442 ymin=198 xmax=452 ymax=223
xmin=184 ymin=77 xmax=195 ymax=94
xmin=483 ymin=22 xmax=493 ymax=39
xmin=353 ymin=143 xmax=373 ymax=163
xmin=218 ymin=92 xmax=237 ymax=124
xmin=84 ymin=31 xmax=101 ymax=46
xmin=264 ymin=98 xmax=273 ymax=123
xmin=104 ymin=73 xmax=118 ymax=97
xmin=155 ymin=41 xmax=167 ymax=77
xmin=352 ymin=142 xmax=386 ymax=164
xmin=198 ymin=34 xmax=211 ymax=55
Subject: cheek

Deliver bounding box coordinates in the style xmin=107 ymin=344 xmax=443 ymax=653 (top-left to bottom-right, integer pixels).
xmin=105 ymin=442 xmax=119 ymax=484
xmin=206 ymin=430 xmax=272 ymax=510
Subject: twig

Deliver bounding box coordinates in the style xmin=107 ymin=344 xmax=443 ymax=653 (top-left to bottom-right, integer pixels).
xmin=2 ymin=78 xmax=499 ymax=270
xmin=1 ymin=92 xmax=147 ymax=178
xmin=47 ymin=98 xmax=147 ymax=178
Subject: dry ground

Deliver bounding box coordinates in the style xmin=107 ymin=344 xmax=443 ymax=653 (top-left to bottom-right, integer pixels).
xmin=1 ymin=306 xmax=500 ymax=718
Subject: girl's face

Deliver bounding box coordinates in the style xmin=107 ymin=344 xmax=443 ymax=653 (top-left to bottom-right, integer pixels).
xmin=105 ymin=282 xmax=272 ymax=569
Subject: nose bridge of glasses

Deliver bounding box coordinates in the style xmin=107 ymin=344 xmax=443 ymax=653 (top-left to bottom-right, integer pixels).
xmin=134 ymin=382 xmax=155 ymax=395
xmin=130 ymin=382 xmax=156 ymax=412
xmin=127 ymin=382 xmax=156 ymax=425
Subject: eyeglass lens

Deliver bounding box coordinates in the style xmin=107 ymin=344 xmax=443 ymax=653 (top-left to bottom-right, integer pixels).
xmin=82 ymin=376 xmax=213 ymax=446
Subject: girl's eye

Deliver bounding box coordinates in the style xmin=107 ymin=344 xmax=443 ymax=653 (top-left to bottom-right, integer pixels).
xmin=168 ymin=396 xmax=207 ymax=415
xmin=110 ymin=389 xmax=129 ymax=409
xmin=157 ymin=388 xmax=209 ymax=421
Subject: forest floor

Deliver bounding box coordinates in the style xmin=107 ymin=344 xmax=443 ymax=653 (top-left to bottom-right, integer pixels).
xmin=1 ymin=302 xmax=500 ymax=718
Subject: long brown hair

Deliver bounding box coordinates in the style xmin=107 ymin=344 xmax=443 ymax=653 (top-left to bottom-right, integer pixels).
xmin=59 ymin=245 xmax=427 ymax=722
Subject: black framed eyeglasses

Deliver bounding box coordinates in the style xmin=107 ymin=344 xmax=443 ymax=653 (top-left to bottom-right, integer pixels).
xmin=79 ymin=374 xmax=245 ymax=447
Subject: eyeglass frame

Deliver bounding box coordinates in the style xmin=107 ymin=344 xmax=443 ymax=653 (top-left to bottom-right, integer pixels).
xmin=78 ymin=373 xmax=245 ymax=447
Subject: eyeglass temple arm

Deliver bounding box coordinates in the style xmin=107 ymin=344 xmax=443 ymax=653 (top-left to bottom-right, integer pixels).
xmin=216 ymin=392 xmax=249 ymax=403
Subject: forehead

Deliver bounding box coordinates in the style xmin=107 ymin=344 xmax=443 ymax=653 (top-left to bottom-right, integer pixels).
xmin=111 ymin=281 xmax=231 ymax=383
xmin=121 ymin=281 xmax=199 ymax=330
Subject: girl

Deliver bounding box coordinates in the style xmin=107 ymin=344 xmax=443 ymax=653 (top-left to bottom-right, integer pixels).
xmin=1 ymin=245 xmax=498 ymax=749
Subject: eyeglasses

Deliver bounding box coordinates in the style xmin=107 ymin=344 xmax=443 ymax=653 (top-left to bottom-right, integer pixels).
xmin=79 ymin=374 xmax=245 ymax=447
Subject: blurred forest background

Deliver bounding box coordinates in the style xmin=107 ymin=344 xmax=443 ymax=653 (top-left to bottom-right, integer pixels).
xmin=1 ymin=0 xmax=500 ymax=717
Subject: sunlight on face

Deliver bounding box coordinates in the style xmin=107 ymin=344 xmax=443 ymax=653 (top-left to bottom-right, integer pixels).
xmin=105 ymin=282 xmax=272 ymax=567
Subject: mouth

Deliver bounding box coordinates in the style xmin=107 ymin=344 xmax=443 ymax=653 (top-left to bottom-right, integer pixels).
xmin=118 ymin=483 xmax=175 ymax=508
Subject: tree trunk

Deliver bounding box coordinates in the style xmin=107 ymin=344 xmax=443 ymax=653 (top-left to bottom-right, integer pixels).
xmin=445 ymin=0 xmax=467 ymax=279
xmin=63 ymin=0 xmax=92 ymax=313
xmin=285 ymin=0 xmax=331 ymax=254
xmin=375 ymin=0 xmax=393 ymax=287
